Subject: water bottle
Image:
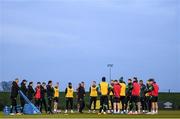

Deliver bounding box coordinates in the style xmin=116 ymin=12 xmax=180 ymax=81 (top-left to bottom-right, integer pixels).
xmin=3 ymin=106 xmax=10 ymax=115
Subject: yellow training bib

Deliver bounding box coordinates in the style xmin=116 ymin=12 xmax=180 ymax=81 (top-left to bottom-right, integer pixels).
xmin=120 ymin=83 xmax=126 ymax=96
xmin=54 ymin=87 xmax=59 ymax=97
xmin=90 ymin=86 xmax=98 ymax=97
xmin=109 ymin=85 xmax=113 ymax=96
xmin=65 ymin=87 xmax=74 ymax=98
xmin=100 ymin=82 xmax=108 ymax=96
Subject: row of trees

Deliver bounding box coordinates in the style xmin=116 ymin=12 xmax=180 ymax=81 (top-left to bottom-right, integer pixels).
xmin=0 ymin=81 xmax=12 ymax=92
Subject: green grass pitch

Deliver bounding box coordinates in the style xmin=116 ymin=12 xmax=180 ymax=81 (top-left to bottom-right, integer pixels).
xmin=0 ymin=110 xmax=180 ymax=118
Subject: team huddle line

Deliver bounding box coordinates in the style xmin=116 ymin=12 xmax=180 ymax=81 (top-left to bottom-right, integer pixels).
xmin=9 ymin=76 xmax=159 ymax=115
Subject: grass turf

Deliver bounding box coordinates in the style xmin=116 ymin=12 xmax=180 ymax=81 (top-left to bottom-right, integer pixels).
xmin=0 ymin=110 xmax=180 ymax=118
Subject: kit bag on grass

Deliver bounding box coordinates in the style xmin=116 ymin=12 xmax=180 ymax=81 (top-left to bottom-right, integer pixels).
xmin=23 ymin=103 xmax=40 ymax=114
xmin=19 ymin=90 xmax=41 ymax=114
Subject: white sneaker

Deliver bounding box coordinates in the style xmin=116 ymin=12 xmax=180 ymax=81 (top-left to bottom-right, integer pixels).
xmin=113 ymin=110 xmax=116 ymax=113
xmin=103 ymin=112 xmax=107 ymax=114
xmin=152 ymin=111 xmax=155 ymax=115
xmin=64 ymin=110 xmax=68 ymax=114
xmin=57 ymin=110 xmax=61 ymax=113
xmin=10 ymin=113 xmax=15 ymax=115
xmin=128 ymin=111 xmax=133 ymax=114
xmin=124 ymin=110 xmax=128 ymax=114
xmin=134 ymin=111 xmax=138 ymax=114
xmin=93 ymin=110 xmax=96 ymax=113
xmin=146 ymin=112 xmax=152 ymax=114
xmin=107 ymin=110 xmax=110 ymax=113
xmin=117 ymin=110 xmax=120 ymax=114
xmin=16 ymin=113 xmax=22 ymax=115
xmin=88 ymin=110 xmax=91 ymax=113
xmin=70 ymin=110 xmax=74 ymax=113
xmin=102 ymin=110 xmax=104 ymax=113
xmin=138 ymin=110 xmax=141 ymax=114
xmin=54 ymin=109 xmax=57 ymax=113
xmin=155 ymin=111 xmax=158 ymax=114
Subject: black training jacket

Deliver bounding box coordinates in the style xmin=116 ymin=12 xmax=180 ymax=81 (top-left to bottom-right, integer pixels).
xmin=10 ymin=81 xmax=19 ymax=99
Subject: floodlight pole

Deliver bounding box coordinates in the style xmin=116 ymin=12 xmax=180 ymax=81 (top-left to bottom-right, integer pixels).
xmin=107 ymin=64 xmax=113 ymax=82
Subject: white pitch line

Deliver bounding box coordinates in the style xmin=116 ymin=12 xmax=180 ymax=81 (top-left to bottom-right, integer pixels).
xmin=2 ymin=118 xmax=176 ymax=119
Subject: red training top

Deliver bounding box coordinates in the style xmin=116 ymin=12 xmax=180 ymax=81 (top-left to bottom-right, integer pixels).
xmin=113 ymin=83 xmax=121 ymax=98
xmin=132 ymin=82 xmax=140 ymax=96
xmin=35 ymin=86 xmax=41 ymax=99
xmin=152 ymin=83 xmax=159 ymax=96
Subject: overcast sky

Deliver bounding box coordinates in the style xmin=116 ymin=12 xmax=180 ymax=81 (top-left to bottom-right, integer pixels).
xmin=0 ymin=0 xmax=180 ymax=92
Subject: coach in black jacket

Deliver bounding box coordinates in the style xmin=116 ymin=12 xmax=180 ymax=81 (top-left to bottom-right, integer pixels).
xmin=46 ymin=80 xmax=54 ymax=114
xmin=27 ymin=82 xmax=35 ymax=101
xmin=77 ymin=82 xmax=85 ymax=113
xmin=40 ymin=82 xmax=47 ymax=113
xmin=10 ymin=78 xmax=19 ymax=114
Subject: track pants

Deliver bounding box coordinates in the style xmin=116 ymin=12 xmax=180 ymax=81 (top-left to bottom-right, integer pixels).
xmin=109 ymin=95 xmax=114 ymax=110
xmin=47 ymin=97 xmax=53 ymax=113
xmin=66 ymin=98 xmax=73 ymax=110
xmin=35 ymin=98 xmax=41 ymax=110
xmin=40 ymin=98 xmax=47 ymax=113
xmin=10 ymin=98 xmax=18 ymax=113
xmin=79 ymin=98 xmax=85 ymax=113
xmin=89 ymin=97 xmax=97 ymax=110
xmin=140 ymin=97 xmax=146 ymax=111
xmin=120 ymin=96 xmax=126 ymax=111
xmin=99 ymin=96 xmax=108 ymax=113
xmin=20 ymin=97 xmax=25 ymax=112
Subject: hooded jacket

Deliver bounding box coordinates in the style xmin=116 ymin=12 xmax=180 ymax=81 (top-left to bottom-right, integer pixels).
xmin=27 ymin=85 xmax=35 ymax=100
xmin=20 ymin=82 xmax=28 ymax=98
xmin=46 ymin=85 xmax=54 ymax=98
xmin=10 ymin=81 xmax=19 ymax=99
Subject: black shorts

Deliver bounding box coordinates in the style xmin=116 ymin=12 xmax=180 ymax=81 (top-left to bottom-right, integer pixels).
xmin=90 ymin=97 xmax=97 ymax=102
xmin=120 ymin=96 xmax=125 ymax=101
xmin=54 ymin=97 xmax=59 ymax=102
xmin=109 ymin=95 xmax=114 ymax=102
xmin=125 ymin=96 xmax=130 ymax=104
xmin=113 ymin=97 xmax=120 ymax=103
xmin=151 ymin=96 xmax=158 ymax=102
xmin=140 ymin=97 xmax=145 ymax=102
xmin=100 ymin=96 xmax=108 ymax=105
xmin=131 ymin=96 xmax=140 ymax=103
